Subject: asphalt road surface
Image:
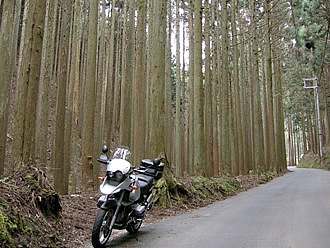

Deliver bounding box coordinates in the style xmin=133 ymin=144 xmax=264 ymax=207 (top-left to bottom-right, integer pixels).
xmin=89 ymin=167 xmax=330 ymax=248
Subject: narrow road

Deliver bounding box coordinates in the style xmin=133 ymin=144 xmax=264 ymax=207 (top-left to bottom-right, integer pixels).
xmin=90 ymin=167 xmax=330 ymax=248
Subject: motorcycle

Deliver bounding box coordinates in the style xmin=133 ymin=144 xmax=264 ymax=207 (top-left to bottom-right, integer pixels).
xmin=91 ymin=146 xmax=164 ymax=248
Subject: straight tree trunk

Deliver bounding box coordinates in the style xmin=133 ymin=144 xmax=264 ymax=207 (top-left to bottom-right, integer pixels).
xmin=175 ymin=0 xmax=183 ymax=176
xmin=35 ymin=0 xmax=57 ymax=166
xmin=0 ymin=0 xmax=14 ymax=176
xmin=220 ymin=0 xmax=230 ymax=172
xmin=211 ymin=0 xmax=219 ymax=175
xmin=67 ymin=0 xmax=82 ymax=193
xmin=250 ymin=0 xmax=265 ymax=172
xmin=204 ymin=0 xmax=213 ymax=177
xmin=264 ymin=0 xmax=276 ymax=171
xmin=148 ymin=0 xmax=167 ymax=157
xmin=193 ymin=0 xmax=205 ymax=173
xmin=119 ymin=0 xmax=134 ymax=147
xmin=231 ymin=0 xmax=244 ymax=175
xmin=165 ymin=0 xmax=173 ymax=166
xmin=81 ymin=0 xmax=98 ymax=190
xmin=187 ymin=0 xmax=195 ymax=174
xmin=12 ymin=0 xmax=46 ymax=166
xmin=106 ymin=0 xmax=117 ymax=145
xmin=132 ymin=0 xmax=147 ymax=165
xmin=53 ymin=0 xmax=72 ymax=194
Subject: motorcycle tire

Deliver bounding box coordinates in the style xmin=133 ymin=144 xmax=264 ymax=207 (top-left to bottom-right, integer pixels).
xmin=126 ymin=216 xmax=143 ymax=235
xmin=92 ymin=209 xmax=114 ymax=248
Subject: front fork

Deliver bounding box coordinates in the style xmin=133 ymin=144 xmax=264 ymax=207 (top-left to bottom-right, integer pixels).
xmin=107 ymin=191 xmax=125 ymax=231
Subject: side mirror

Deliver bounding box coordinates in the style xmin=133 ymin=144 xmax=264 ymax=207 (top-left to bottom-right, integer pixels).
xmin=102 ymin=145 xmax=108 ymax=154
xmin=153 ymin=158 xmax=161 ymax=166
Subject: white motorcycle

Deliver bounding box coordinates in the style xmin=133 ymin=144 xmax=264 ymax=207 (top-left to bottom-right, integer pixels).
xmin=91 ymin=146 xmax=164 ymax=248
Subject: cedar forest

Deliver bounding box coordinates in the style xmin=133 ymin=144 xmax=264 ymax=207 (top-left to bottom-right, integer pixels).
xmin=0 ymin=0 xmax=329 ymax=196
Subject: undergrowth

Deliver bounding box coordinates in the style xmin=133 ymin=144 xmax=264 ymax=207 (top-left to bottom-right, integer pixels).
xmin=155 ymin=170 xmax=277 ymax=209
xmin=298 ymin=151 xmax=330 ymax=170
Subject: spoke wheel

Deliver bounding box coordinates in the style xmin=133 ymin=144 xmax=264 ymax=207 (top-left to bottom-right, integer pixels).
xmin=92 ymin=209 xmax=114 ymax=248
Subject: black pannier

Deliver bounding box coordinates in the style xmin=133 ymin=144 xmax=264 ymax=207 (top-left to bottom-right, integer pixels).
xmin=139 ymin=159 xmax=164 ymax=180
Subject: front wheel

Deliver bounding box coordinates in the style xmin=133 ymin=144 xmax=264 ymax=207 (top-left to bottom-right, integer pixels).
xmin=92 ymin=209 xmax=114 ymax=248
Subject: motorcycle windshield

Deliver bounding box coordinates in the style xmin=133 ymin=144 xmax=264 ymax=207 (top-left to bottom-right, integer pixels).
xmin=110 ymin=147 xmax=131 ymax=161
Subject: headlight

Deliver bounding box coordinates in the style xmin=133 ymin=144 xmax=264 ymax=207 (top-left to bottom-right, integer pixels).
xmin=114 ymin=171 xmax=124 ymax=181
xmin=107 ymin=171 xmax=125 ymax=182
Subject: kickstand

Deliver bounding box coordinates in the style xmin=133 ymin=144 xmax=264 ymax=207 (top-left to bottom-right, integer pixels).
xmin=132 ymin=232 xmax=139 ymax=241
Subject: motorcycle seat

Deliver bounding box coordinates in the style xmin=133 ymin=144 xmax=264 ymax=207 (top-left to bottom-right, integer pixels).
xmin=137 ymin=174 xmax=154 ymax=187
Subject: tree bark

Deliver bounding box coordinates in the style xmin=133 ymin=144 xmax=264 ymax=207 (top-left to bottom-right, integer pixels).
xmin=81 ymin=0 xmax=98 ymax=190
xmin=148 ymin=0 xmax=167 ymax=158
xmin=193 ymin=0 xmax=205 ymax=173
xmin=0 ymin=0 xmax=15 ymax=176
xmin=53 ymin=0 xmax=71 ymax=194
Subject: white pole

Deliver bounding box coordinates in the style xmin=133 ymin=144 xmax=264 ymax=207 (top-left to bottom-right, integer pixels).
xmin=315 ymin=79 xmax=323 ymax=159
xmin=303 ymin=78 xmax=323 ymax=160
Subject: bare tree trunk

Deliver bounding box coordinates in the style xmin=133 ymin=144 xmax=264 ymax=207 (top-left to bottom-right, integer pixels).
xmin=35 ymin=0 xmax=57 ymax=167
xmin=174 ymin=0 xmax=183 ymax=176
xmin=165 ymin=0 xmax=173 ymax=167
xmin=250 ymin=0 xmax=265 ymax=172
xmin=0 ymin=0 xmax=15 ymax=176
xmin=68 ymin=0 xmax=82 ymax=193
xmin=231 ymin=0 xmax=244 ymax=175
xmin=53 ymin=0 xmax=71 ymax=194
xmin=192 ymin=0 xmax=205 ymax=173
xmin=211 ymin=0 xmax=219 ymax=176
xmin=132 ymin=0 xmax=147 ymax=165
xmin=220 ymin=0 xmax=230 ymax=173
xmin=148 ymin=0 xmax=167 ymax=157
xmin=264 ymin=0 xmax=276 ymax=171
xmin=106 ymin=0 xmax=117 ymax=145
xmin=12 ymin=0 xmax=46 ymax=166
xmin=187 ymin=0 xmax=194 ymax=174
xmin=119 ymin=0 xmax=134 ymax=147
xmin=81 ymin=0 xmax=98 ymax=190
xmin=204 ymin=0 xmax=213 ymax=177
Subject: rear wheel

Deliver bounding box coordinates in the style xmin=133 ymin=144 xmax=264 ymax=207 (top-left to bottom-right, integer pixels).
xmin=92 ymin=209 xmax=114 ymax=248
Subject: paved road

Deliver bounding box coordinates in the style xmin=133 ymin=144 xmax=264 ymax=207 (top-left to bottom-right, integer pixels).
xmin=88 ymin=167 xmax=330 ymax=248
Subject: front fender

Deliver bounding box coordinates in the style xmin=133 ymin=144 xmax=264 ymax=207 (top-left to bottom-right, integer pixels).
xmin=100 ymin=199 xmax=117 ymax=210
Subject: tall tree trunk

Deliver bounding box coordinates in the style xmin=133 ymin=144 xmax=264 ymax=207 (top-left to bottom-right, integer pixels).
xmin=211 ymin=0 xmax=219 ymax=175
xmin=250 ymin=0 xmax=265 ymax=172
xmin=204 ymin=0 xmax=213 ymax=177
xmin=53 ymin=0 xmax=72 ymax=194
xmin=148 ymin=0 xmax=167 ymax=158
xmin=35 ymin=0 xmax=57 ymax=166
xmin=0 ymin=0 xmax=14 ymax=176
xmin=187 ymin=0 xmax=195 ymax=174
xmin=12 ymin=0 xmax=46 ymax=167
xmin=81 ymin=0 xmax=98 ymax=190
xmin=119 ymin=0 xmax=134 ymax=147
xmin=106 ymin=0 xmax=117 ymax=145
xmin=165 ymin=0 xmax=173 ymax=166
xmin=231 ymin=0 xmax=244 ymax=175
xmin=264 ymin=0 xmax=276 ymax=171
xmin=193 ymin=0 xmax=205 ymax=173
xmin=174 ymin=0 xmax=183 ymax=176
xmin=68 ymin=0 xmax=82 ymax=193
xmin=220 ymin=0 xmax=230 ymax=173
xmin=132 ymin=0 xmax=147 ymax=165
